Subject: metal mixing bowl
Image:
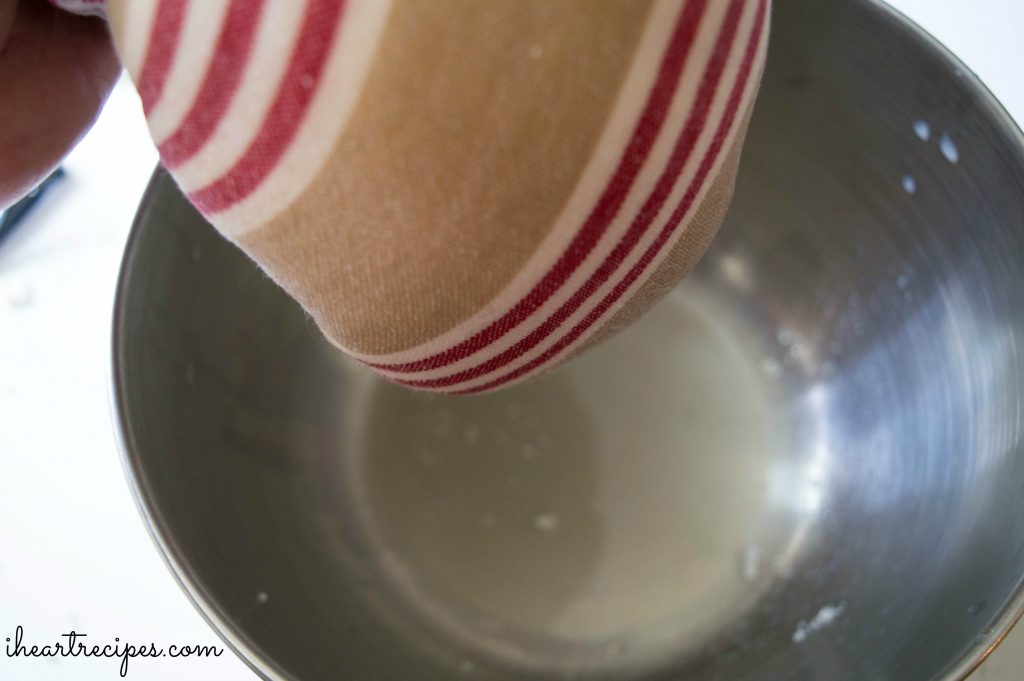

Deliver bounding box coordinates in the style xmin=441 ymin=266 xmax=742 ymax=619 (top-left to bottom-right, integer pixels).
xmin=112 ymin=0 xmax=1024 ymax=679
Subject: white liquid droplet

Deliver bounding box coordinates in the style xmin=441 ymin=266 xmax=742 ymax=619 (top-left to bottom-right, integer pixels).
xmin=533 ymin=512 xmax=560 ymax=533
xmin=939 ymin=132 xmax=960 ymax=163
xmin=913 ymin=120 xmax=930 ymax=141
xmin=901 ymin=175 xmax=917 ymax=194
xmin=792 ymin=602 xmax=846 ymax=644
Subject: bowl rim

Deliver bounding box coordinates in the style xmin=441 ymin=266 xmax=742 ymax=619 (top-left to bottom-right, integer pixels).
xmin=109 ymin=172 xmax=295 ymax=681
xmin=110 ymin=1 xmax=1024 ymax=679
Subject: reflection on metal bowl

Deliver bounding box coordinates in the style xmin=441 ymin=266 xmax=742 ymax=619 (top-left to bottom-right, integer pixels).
xmin=113 ymin=0 xmax=1024 ymax=679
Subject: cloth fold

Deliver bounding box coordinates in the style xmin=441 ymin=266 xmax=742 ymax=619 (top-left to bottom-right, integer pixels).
xmin=56 ymin=0 xmax=770 ymax=394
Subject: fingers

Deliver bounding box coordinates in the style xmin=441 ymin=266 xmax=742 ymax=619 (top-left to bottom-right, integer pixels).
xmin=0 ymin=0 xmax=120 ymax=209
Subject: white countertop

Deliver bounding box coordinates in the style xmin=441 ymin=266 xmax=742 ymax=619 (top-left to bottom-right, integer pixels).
xmin=1 ymin=3 xmax=1022 ymax=679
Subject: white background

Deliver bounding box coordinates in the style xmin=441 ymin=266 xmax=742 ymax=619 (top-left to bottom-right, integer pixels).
xmin=1 ymin=2 xmax=1022 ymax=679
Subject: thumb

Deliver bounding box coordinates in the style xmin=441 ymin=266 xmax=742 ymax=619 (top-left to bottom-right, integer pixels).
xmin=0 ymin=0 xmax=120 ymax=209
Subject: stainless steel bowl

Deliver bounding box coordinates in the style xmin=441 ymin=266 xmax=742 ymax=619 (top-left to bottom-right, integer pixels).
xmin=112 ymin=0 xmax=1024 ymax=679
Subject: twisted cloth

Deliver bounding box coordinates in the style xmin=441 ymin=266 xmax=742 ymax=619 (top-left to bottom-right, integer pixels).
xmin=56 ymin=0 xmax=770 ymax=394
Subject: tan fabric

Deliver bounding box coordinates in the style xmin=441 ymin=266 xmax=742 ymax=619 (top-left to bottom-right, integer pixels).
xmin=577 ymin=103 xmax=754 ymax=356
xmin=90 ymin=0 xmax=769 ymax=392
xmin=240 ymin=1 xmax=655 ymax=355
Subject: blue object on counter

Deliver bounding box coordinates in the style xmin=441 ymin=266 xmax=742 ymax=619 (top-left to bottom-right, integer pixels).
xmin=0 ymin=168 xmax=65 ymax=248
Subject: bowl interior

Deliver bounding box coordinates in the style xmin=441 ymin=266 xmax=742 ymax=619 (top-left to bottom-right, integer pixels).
xmin=114 ymin=0 xmax=1024 ymax=679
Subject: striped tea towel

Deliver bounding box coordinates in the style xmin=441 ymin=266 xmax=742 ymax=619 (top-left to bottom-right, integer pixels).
xmin=56 ymin=0 xmax=770 ymax=394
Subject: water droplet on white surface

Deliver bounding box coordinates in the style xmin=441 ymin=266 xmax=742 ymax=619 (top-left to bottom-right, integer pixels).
xmin=913 ymin=120 xmax=931 ymax=141
xmin=532 ymin=512 xmax=559 ymax=533
xmin=901 ymin=175 xmax=917 ymax=194
xmin=939 ymin=132 xmax=960 ymax=163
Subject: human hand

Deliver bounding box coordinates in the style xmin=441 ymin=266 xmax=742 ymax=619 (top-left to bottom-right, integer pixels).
xmin=0 ymin=0 xmax=119 ymax=209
